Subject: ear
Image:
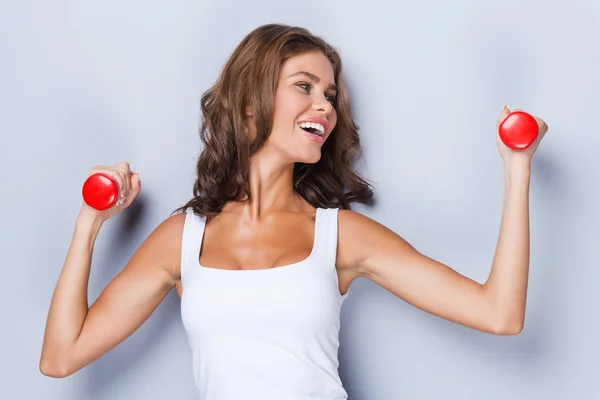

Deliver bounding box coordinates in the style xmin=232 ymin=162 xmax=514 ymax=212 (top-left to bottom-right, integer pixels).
xmin=245 ymin=105 xmax=254 ymax=118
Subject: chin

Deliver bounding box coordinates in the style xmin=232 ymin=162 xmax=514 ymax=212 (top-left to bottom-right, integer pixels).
xmin=294 ymin=149 xmax=323 ymax=164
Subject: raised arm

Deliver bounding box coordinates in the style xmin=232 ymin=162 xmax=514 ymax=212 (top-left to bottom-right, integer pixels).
xmin=337 ymin=107 xmax=548 ymax=335
xmin=40 ymin=163 xmax=184 ymax=377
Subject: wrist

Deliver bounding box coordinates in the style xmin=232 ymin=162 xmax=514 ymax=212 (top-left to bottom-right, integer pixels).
xmin=76 ymin=207 xmax=105 ymax=234
xmin=503 ymin=160 xmax=531 ymax=188
xmin=504 ymin=157 xmax=531 ymax=176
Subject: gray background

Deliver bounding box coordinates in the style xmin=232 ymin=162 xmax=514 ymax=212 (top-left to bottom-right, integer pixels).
xmin=1 ymin=0 xmax=598 ymax=399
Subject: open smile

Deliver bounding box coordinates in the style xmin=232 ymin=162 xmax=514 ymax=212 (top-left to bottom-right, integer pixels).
xmin=297 ymin=118 xmax=328 ymax=143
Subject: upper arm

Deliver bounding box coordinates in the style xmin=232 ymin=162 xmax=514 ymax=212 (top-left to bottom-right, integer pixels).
xmin=68 ymin=212 xmax=186 ymax=373
xmin=337 ymin=210 xmax=505 ymax=334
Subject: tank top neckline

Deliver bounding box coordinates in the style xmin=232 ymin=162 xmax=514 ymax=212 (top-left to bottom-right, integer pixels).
xmin=195 ymin=207 xmax=327 ymax=274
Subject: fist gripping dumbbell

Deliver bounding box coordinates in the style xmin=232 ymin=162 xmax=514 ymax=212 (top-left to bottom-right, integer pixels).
xmin=498 ymin=110 xmax=539 ymax=150
xmin=82 ymin=172 xmax=131 ymax=211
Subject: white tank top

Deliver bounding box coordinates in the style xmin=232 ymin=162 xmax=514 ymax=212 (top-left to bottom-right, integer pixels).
xmin=180 ymin=207 xmax=349 ymax=400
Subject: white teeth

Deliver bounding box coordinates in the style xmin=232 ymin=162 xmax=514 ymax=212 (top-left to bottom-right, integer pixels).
xmin=298 ymin=121 xmax=325 ymax=135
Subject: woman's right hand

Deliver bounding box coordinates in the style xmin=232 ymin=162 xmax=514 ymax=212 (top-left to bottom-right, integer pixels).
xmin=80 ymin=161 xmax=142 ymax=222
xmin=41 ymin=161 xmax=179 ymax=378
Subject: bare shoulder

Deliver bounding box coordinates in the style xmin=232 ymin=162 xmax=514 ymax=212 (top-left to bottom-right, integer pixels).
xmin=338 ymin=209 xmax=378 ymax=229
xmin=336 ymin=209 xmax=378 ymax=272
xmin=338 ymin=209 xmax=394 ymax=239
xmin=155 ymin=211 xmax=187 ymax=238
xmin=128 ymin=211 xmax=187 ymax=283
xmin=337 ymin=209 xmax=415 ymax=276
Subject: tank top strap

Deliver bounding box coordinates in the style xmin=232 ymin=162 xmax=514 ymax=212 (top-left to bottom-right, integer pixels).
xmin=311 ymin=207 xmax=339 ymax=267
xmin=180 ymin=208 xmax=206 ymax=286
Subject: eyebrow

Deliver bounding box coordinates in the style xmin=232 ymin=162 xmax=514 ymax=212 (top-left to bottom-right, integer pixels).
xmin=288 ymin=71 xmax=338 ymax=92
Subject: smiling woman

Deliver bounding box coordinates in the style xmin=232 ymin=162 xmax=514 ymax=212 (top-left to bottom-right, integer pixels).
xmin=175 ymin=25 xmax=374 ymax=217
xmin=40 ymin=23 xmax=548 ymax=400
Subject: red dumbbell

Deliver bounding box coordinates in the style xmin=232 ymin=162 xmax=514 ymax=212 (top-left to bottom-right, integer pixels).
xmin=498 ymin=110 xmax=539 ymax=150
xmin=82 ymin=173 xmax=120 ymax=211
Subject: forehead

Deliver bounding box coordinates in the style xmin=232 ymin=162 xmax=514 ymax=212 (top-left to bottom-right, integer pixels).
xmin=281 ymin=51 xmax=336 ymax=84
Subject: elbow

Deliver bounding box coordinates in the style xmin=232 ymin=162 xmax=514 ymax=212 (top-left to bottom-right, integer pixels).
xmin=490 ymin=316 xmax=524 ymax=336
xmin=496 ymin=322 xmax=524 ymax=336
xmin=39 ymin=354 xmax=74 ymax=378
xmin=40 ymin=360 xmax=72 ymax=378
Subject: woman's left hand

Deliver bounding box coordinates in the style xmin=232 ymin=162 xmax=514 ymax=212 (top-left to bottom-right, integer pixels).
xmin=496 ymin=105 xmax=549 ymax=166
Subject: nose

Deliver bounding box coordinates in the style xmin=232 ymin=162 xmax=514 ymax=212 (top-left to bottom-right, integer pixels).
xmin=313 ymin=93 xmax=333 ymax=116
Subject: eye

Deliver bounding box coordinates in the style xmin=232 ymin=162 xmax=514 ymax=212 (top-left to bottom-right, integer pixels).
xmin=296 ymin=82 xmax=337 ymax=106
xmin=296 ymin=82 xmax=312 ymax=92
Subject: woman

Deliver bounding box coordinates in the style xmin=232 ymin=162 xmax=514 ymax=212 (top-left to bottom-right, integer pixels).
xmin=40 ymin=24 xmax=548 ymax=399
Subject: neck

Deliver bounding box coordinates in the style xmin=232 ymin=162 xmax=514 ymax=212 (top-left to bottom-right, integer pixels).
xmin=228 ymin=150 xmax=304 ymax=221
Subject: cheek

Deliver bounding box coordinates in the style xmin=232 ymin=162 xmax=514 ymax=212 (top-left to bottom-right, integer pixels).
xmin=273 ymin=96 xmax=298 ymax=128
xmin=270 ymin=99 xmax=299 ymax=146
xmin=329 ymin=110 xmax=338 ymax=133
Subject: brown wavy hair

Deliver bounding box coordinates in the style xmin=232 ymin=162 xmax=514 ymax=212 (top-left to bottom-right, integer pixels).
xmin=176 ymin=24 xmax=373 ymax=217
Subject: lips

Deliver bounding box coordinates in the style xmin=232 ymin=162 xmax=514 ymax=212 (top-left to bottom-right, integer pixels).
xmin=297 ymin=117 xmax=328 ymax=138
xmin=298 ymin=117 xmax=329 ymax=130
xmin=297 ymin=124 xmax=325 ymax=143
xmin=298 ymin=121 xmax=324 ymax=136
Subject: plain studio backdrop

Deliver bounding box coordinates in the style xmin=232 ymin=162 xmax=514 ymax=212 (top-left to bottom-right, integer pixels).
xmin=1 ymin=0 xmax=598 ymax=399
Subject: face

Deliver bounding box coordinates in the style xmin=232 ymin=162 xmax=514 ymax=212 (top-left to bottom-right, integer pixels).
xmin=263 ymin=51 xmax=338 ymax=164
